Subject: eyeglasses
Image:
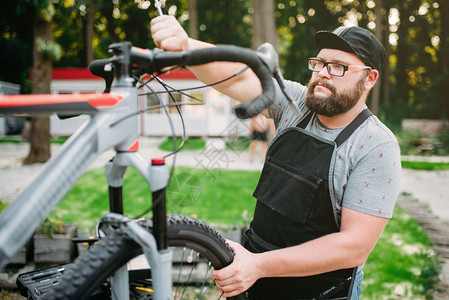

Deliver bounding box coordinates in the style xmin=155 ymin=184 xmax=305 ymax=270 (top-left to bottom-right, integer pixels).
xmin=308 ymin=58 xmax=372 ymax=77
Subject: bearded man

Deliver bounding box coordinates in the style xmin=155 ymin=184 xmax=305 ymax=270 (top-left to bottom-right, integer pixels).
xmin=151 ymin=17 xmax=401 ymax=300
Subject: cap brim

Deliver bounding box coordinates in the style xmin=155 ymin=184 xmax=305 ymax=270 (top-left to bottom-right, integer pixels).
xmin=314 ymin=31 xmax=355 ymax=54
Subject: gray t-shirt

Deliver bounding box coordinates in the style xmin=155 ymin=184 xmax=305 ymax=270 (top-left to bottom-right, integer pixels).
xmin=268 ymin=80 xmax=401 ymax=219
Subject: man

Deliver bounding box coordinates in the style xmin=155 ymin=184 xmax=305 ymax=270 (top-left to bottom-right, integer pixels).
xmin=249 ymin=114 xmax=272 ymax=162
xmin=151 ymin=16 xmax=401 ymax=299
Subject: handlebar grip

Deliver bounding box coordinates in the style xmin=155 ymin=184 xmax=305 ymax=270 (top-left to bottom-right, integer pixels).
xmin=182 ymin=46 xmax=275 ymax=119
xmin=89 ymin=59 xmax=114 ymax=92
xmin=88 ymin=58 xmax=114 ymax=79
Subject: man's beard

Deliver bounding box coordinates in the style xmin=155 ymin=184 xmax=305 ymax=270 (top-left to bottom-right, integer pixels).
xmin=304 ymin=75 xmax=366 ymax=117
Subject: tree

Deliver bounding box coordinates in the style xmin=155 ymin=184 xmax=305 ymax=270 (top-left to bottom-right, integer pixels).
xmin=86 ymin=0 xmax=94 ymax=65
xmin=24 ymin=1 xmax=59 ymax=164
xmin=252 ymin=0 xmax=278 ymax=50
xmin=196 ymin=0 xmax=251 ymax=47
xmin=435 ymin=0 xmax=449 ymax=118
xmin=188 ymin=0 xmax=198 ymax=39
xmin=0 ymin=1 xmax=34 ymax=89
xmin=370 ymin=0 xmax=383 ymax=115
xmin=276 ymin=0 xmax=341 ymax=83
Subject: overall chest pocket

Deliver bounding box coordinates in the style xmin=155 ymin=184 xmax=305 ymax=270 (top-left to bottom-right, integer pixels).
xmin=253 ymin=156 xmax=325 ymax=224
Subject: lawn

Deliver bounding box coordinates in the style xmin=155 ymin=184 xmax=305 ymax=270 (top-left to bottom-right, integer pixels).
xmin=49 ymin=166 xmax=260 ymax=229
xmin=362 ymin=205 xmax=442 ymax=298
xmin=401 ymin=160 xmax=449 ymax=171
xmin=40 ymin=165 xmax=443 ymax=299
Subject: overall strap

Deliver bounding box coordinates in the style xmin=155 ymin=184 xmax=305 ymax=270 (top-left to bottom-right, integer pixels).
xmin=297 ymin=111 xmax=313 ymax=129
xmin=334 ymin=108 xmax=373 ymax=147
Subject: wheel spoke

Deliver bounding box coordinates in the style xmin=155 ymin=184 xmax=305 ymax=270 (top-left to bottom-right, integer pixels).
xmin=179 ymin=250 xmax=199 ymax=299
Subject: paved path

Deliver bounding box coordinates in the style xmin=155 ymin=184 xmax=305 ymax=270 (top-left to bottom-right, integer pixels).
xmin=0 ymin=138 xmax=265 ymax=203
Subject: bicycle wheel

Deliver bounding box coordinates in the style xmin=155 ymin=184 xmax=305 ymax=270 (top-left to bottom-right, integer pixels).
xmin=48 ymin=214 xmax=246 ymax=300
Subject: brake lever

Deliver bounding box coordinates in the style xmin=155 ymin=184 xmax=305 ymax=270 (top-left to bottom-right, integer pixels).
xmin=256 ymin=43 xmax=302 ymax=119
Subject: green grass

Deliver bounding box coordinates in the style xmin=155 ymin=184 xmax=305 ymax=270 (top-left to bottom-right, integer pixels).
xmin=0 ymin=136 xmax=69 ymax=144
xmin=401 ymin=160 xmax=449 ymax=170
xmin=50 ymin=166 xmax=260 ymax=230
xmin=0 ymin=137 xmax=23 ymax=143
xmin=158 ymin=137 xmax=206 ymax=152
xmin=362 ymin=206 xmax=442 ymax=299
xmin=225 ymin=136 xmax=251 ymax=152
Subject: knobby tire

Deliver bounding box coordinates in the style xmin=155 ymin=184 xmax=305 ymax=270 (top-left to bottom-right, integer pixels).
xmin=47 ymin=214 xmax=245 ymax=300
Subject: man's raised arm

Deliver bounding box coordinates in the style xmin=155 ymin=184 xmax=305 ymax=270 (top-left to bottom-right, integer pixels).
xmin=150 ymin=15 xmax=263 ymax=104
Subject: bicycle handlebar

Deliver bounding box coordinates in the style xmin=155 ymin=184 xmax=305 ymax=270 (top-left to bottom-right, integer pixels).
xmin=90 ymin=43 xmax=278 ymax=119
xmin=181 ymin=45 xmax=276 ymax=119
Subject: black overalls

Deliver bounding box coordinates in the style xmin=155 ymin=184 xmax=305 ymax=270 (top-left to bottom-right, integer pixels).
xmin=244 ymin=109 xmax=372 ymax=300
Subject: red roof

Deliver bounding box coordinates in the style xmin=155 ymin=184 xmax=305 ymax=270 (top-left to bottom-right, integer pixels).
xmin=50 ymin=68 xmax=197 ymax=80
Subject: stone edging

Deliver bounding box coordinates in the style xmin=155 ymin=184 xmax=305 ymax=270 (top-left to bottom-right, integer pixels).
xmin=397 ymin=194 xmax=449 ymax=299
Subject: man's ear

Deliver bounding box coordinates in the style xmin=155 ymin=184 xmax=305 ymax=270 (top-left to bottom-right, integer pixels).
xmin=365 ymin=69 xmax=379 ymax=90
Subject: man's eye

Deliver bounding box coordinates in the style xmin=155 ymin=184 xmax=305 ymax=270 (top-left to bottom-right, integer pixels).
xmin=331 ymin=64 xmax=344 ymax=71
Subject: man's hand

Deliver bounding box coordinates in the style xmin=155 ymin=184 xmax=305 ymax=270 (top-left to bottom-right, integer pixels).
xmin=150 ymin=15 xmax=189 ymax=51
xmin=211 ymin=240 xmax=262 ymax=297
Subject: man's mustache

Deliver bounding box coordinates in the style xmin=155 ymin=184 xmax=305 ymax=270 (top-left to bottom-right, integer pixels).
xmin=308 ymin=79 xmax=336 ymax=94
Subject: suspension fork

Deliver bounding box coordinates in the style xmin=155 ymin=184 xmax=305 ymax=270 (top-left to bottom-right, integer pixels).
xmin=150 ymin=157 xmax=169 ymax=250
xmin=105 ymin=154 xmax=170 ymax=249
xmin=104 ymin=154 xmax=171 ymax=300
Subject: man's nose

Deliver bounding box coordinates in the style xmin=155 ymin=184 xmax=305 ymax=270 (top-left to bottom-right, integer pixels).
xmin=317 ymin=65 xmax=332 ymax=78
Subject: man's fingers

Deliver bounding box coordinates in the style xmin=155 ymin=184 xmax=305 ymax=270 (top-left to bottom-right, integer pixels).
xmin=150 ymin=15 xmax=172 ymax=27
xmin=211 ymin=265 xmax=231 ymax=281
xmin=160 ymin=37 xmax=185 ymax=51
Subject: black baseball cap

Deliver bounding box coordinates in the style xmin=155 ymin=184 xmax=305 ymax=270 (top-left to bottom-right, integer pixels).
xmin=314 ymin=26 xmax=386 ymax=72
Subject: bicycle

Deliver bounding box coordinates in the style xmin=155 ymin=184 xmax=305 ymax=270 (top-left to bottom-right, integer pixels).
xmin=0 ymin=41 xmax=279 ymax=299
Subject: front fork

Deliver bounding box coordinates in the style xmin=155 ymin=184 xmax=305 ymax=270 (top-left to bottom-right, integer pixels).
xmin=104 ymin=152 xmax=172 ymax=300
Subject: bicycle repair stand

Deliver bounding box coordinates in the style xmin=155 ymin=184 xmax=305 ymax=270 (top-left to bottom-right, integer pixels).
xmin=17 ymin=155 xmax=173 ymax=300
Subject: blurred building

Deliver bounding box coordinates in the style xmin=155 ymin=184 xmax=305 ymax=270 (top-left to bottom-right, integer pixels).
xmin=48 ymin=68 xmax=248 ymax=137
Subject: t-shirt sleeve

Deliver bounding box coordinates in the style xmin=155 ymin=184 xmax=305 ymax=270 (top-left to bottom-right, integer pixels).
xmin=268 ymin=79 xmax=308 ymax=128
xmin=341 ymin=140 xmax=401 ymax=218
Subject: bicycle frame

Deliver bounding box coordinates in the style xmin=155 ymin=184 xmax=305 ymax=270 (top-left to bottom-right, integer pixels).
xmin=0 ymin=41 xmax=279 ymax=299
xmin=0 ymin=86 xmax=175 ymax=299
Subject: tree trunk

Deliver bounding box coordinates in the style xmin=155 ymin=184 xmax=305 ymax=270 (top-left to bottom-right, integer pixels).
xmin=438 ymin=0 xmax=449 ymax=70
xmin=369 ymin=0 xmax=382 ymax=115
xmin=24 ymin=11 xmax=52 ymax=165
xmin=436 ymin=0 xmax=449 ymax=118
xmin=395 ymin=2 xmax=409 ymax=106
xmin=382 ymin=27 xmax=391 ymax=106
xmin=86 ymin=0 xmax=94 ymax=65
xmin=188 ymin=0 xmax=198 ymax=40
xmin=252 ymin=0 xmax=278 ymax=50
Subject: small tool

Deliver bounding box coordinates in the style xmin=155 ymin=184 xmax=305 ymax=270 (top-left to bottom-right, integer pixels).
xmin=154 ymin=0 xmax=163 ymax=16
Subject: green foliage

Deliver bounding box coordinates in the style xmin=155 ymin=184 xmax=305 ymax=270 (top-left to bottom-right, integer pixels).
xmin=393 ymin=117 xmax=449 ymax=157
xmin=396 ymin=128 xmax=427 ymax=156
xmin=0 ymin=289 xmax=23 ymax=300
xmin=196 ymin=0 xmax=252 ymax=47
xmin=0 ymin=1 xmax=35 ymax=88
xmin=37 ymin=1 xmax=55 ymax=22
xmin=276 ymin=0 xmax=342 ymax=83
xmin=37 ymin=38 xmax=62 ymax=61
xmin=37 ymin=217 xmax=67 ymax=237
xmin=2 ymin=0 xmax=449 ymax=119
